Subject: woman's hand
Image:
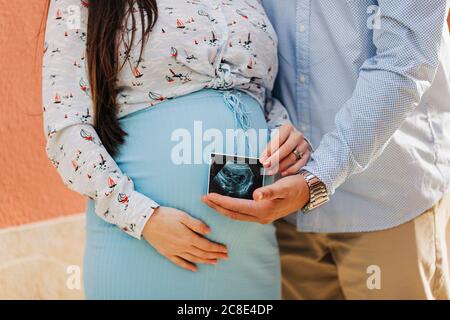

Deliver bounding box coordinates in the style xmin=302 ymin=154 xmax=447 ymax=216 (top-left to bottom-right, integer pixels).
xmin=260 ymin=124 xmax=311 ymax=176
xmin=142 ymin=207 xmax=229 ymax=272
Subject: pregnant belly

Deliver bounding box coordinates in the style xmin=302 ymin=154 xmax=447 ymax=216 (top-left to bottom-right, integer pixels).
xmin=114 ymin=89 xmax=275 ymax=247
xmin=84 ymin=89 xmax=280 ymax=299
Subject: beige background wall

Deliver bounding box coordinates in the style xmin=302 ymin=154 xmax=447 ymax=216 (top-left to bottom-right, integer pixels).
xmin=0 ymin=215 xmax=85 ymax=299
xmin=0 ymin=1 xmax=449 ymax=300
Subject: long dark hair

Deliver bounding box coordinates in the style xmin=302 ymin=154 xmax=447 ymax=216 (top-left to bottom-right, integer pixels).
xmin=86 ymin=0 xmax=158 ymax=156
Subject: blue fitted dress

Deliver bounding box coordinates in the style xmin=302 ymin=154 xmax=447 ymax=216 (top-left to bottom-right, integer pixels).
xmin=43 ymin=0 xmax=285 ymax=300
xmin=83 ymin=90 xmax=281 ymax=299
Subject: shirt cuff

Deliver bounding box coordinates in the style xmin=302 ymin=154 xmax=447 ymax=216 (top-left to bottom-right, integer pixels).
xmin=121 ymin=191 xmax=160 ymax=240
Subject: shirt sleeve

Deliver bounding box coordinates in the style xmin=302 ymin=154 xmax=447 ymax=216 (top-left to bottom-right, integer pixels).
xmin=42 ymin=0 xmax=159 ymax=239
xmin=303 ymin=0 xmax=450 ymax=195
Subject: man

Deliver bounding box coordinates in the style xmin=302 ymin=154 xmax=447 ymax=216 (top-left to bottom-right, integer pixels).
xmin=204 ymin=1 xmax=450 ymax=299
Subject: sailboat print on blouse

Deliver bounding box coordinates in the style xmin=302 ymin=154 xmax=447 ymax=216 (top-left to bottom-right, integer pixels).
xmin=80 ymin=129 xmax=102 ymax=146
xmin=54 ymin=93 xmax=62 ymax=104
xmin=55 ymin=8 xmax=63 ymax=20
xmin=247 ymin=58 xmax=254 ymax=70
xmin=118 ymin=193 xmax=130 ymax=211
xmin=165 ymin=69 xmax=192 ymax=83
xmin=170 ymin=47 xmax=178 ymax=58
xmin=104 ymin=176 xmax=117 ymax=197
xmin=148 ymin=92 xmax=165 ymax=103
xmin=236 ymin=9 xmax=249 ymax=20
xmin=80 ymin=129 xmax=93 ymax=141
xmin=72 ymin=159 xmax=80 ymax=172
xmin=198 ymin=10 xmax=215 ymax=23
xmin=133 ymin=67 xmax=143 ymax=78
xmin=108 ymin=176 xmax=117 ymax=188
xmin=79 ymin=78 xmax=90 ymax=95
xmin=176 ymin=19 xmax=186 ymax=29
xmin=80 ymin=108 xmax=92 ymax=123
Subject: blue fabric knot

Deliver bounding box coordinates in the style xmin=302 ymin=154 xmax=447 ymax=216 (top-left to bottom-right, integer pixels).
xmin=222 ymin=90 xmax=251 ymax=132
xmin=222 ymin=90 xmax=254 ymax=157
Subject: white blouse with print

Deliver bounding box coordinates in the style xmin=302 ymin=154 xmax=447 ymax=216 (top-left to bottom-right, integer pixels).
xmin=42 ymin=0 xmax=290 ymax=239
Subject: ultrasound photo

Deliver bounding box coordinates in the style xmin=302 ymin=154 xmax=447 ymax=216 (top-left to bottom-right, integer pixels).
xmin=208 ymin=153 xmax=266 ymax=200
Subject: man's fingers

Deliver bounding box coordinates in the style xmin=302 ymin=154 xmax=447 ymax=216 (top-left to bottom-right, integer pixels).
xmin=281 ymin=151 xmax=310 ymax=176
xmin=277 ymin=154 xmax=298 ymax=174
xmin=180 ymin=214 xmax=211 ymax=235
xmin=179 ymin=253 xmax=218 ymax=265
xmin=253 ymin=185 xmax=278 ymax=201
xmin=203 ymin=197 xmax=261 ymax=222
xmin=204 ymin=193 xmax=259 ymax=215
xmin=297 ymin=140 xmax=311 ymax=160
xmin=281 ymin=159 xmax=305 ymax=176
xmin=253 ymin=178 xmax=292 ymax=201
xmin=189 ymin=246 xmax=229 ymax=260
xmin=260 ymin=124 xmax=291 ymax=165
xmin=169 ymin=256 xmax=197 ymax=272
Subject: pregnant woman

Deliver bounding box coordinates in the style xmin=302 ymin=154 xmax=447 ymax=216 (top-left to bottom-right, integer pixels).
xmin=42 ymin=0 xmax=309 ymax=299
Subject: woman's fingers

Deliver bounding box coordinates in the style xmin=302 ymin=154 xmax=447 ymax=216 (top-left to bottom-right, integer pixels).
xmin=180 ymin=214 xmax=229 ymax=253
xmin=179 ymin=253 xmax=218 ymax=265
xmin=277 ymin=153 xmax=299 ymax=174
xmin=192 ymin=233 xmax=228 ymax=253
xmin=168 ymin=255 xmax=198 ymax=272
xmin=143 ymin=207 xmax=228 ymax=270
xmin=180 ymin=215 xmax=229 ymax=255
xmin=189 ymin=246 xmax=229 ymax=260
xmin=180 ymin=213 xmax=211 ymax=235
xmin=260 ymin=124 xmax=292 ymax=165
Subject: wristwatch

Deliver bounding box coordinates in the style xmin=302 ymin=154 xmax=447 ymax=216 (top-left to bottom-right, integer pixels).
xmin=299 ymin=169 xmax=329 ymax=213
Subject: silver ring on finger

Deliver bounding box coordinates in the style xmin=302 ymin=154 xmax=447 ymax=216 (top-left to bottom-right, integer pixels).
xmin=292 ymin=148 xmax=303 ymax=161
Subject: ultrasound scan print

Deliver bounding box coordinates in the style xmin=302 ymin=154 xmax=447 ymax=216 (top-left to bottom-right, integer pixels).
xmin=208 ymin=153 xmax=265 ymax=200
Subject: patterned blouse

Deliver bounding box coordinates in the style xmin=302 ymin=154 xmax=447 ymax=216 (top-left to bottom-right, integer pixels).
xmin=42 ymin=0 xmax=290 ymax=239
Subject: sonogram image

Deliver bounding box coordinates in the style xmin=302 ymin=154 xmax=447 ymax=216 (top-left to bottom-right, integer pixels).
xmin=208 ymin=153 xmax=265 ymax=200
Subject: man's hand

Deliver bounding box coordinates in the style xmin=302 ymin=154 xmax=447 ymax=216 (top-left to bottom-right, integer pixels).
xmin=202 ymin=174 xmax=310 ymax=224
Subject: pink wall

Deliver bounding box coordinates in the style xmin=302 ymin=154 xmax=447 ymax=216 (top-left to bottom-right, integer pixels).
xmin=0 ymin=0 xmax=85 ymax=228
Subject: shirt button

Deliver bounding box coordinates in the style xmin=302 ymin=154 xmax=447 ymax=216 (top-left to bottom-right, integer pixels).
xmin=299 ymin=75 xmax=306 ymax=84
xmin=299 ymin=24 xmax=306 ymax=33
xmin=300 ymin=124 xmax=308 ymax=132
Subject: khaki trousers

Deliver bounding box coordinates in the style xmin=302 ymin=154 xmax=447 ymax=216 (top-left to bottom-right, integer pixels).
xmin=275 ymin=192 xmax=450 ymax=300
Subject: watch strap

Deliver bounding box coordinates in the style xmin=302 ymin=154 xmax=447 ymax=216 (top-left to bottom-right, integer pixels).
xmin=299 ymin=169 xmax=330 ymax=213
